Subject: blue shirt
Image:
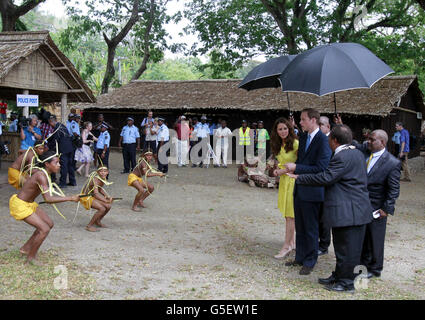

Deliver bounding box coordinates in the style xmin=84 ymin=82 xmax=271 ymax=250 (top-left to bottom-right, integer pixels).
xmin=141 ymin=117 xmax=154 ymax=127
xmin=70 ymin=120 xmax=80 ymax=136
xmin=156 ymin=124 xmax=169 ymax=143
xmin=20 ymin=126 xmax=42 ymax=150
xmin=196 ymin=122 xmax=209 ymax=138
xmin=66 ymin=120 xmax=73 ymax=135
xmin=97 ymin=131 xmax=110 ymax=149
xmin=120 ymin=125 xmax=140 ymax=143
xmin=8 ymin=119 xmax=18 ymax=132
xmin=392 ymin=131 xmax=401 ymax=145
xmin=209 ymin=123 xmax=216 ymax=135
xmin=399 ymin=129 xmax=410 ymax=152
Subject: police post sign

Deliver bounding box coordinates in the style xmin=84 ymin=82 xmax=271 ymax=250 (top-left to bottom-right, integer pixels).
xmin=16 ymin=94 xmax=39 ymax=107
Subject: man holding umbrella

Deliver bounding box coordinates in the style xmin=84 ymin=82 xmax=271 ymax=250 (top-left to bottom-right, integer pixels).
xmin=284 ymin=108 xmax=332 ymax=275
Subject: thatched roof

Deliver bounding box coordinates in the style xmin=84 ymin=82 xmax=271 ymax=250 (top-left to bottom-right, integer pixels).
xmin=79 ymin=76 xmax=424 ymax=117
xmin=0 ymin=31 xmax=95 ymax=103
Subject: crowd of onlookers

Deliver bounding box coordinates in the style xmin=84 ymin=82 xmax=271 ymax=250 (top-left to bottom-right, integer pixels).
xmin=0 ymin=106 xmax=419 ymax=189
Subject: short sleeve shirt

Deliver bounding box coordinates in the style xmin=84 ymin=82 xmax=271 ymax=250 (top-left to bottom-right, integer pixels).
xmin=399 ymin=129 xmax=410 ymax=152
xmin=20 ymin=127 xmax=42 ymax=150
xmin=97 ymin=131 xmax=110 ymax=149
xmin=120 ymin=125 xmax=140 ymax=143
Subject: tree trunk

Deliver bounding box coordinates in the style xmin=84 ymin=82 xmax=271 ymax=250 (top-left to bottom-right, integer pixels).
xmin=0 ymin=0 xmax=46 ymax=32
xmin=101 ymin=41 xmax=117 ymax=94
xmin=100 ymin=0 xmax=140 ymax=93
xmin=131 ymin=0 xmax=156 ymax=80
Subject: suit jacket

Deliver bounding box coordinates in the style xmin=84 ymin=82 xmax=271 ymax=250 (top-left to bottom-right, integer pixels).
xmin=296 ymin=147 xmax=373 ymax=228
xmin=294 ymin=130 xmax=332 ymax=202
xmin=352 ymin=142 xmax=401 ymax=215
xmin=48 ymin=123 xmax=74 ymax=154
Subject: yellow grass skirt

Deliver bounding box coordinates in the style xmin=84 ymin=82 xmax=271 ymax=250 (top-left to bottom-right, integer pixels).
xmin=128 ymin=173 xmax=143 ymax=186
xmin=9 ymin=194 xmax=38 ymax=220
xmin=79 ymin=196 xmax=94 ymax=210
xmin=8 ymin=167 xmax=21 ymax=190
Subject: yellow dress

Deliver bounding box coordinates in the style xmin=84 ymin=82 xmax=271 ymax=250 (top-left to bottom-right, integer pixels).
xmin=277 ymin=139 xmax=298 ymax=218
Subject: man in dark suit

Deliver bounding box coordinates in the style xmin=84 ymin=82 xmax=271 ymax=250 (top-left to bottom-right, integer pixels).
xmin=288 ymin=125 xmax=373 ymax=292
xmin=284 ymin=108 xmax=332 ymax=275
xmin=47 ymin=115 xmax=76 ymax=188
xmin=355 ymin=129 xmax=401 ymax=279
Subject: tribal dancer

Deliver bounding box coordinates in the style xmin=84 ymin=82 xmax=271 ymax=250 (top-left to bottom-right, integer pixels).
xmin=79 ymin=163 xmax=114 ymax=232
xmin=128 ymin=149 xmax=165 ymax=212
xmin=9 ymin=150 xmax=79 ymax=265
xmin=8 ymin=139 xmax=46 ymax=189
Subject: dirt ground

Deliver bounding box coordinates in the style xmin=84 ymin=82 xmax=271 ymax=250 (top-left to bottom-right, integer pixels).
xmin=0 ymin=151 xmax=424 ymax=300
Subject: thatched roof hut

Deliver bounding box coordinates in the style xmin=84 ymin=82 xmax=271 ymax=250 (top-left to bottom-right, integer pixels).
xmin=0 ymin=31 xmax=95 ymax=104
xmin=78 ymin=76 xmax=423 ymax=117
xmin=80 ymin=76 xmax=424 ymax=157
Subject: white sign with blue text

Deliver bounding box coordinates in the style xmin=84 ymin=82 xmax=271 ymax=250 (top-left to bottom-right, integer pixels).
xmin=16 ymin=94 xmax=39 ymax=107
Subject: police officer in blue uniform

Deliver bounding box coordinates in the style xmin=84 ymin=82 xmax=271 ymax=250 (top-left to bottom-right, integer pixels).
xmin=96 ymin=123 xmax=111 ymax=168
xmin=118 ymin=117 xmax=140 ymax=173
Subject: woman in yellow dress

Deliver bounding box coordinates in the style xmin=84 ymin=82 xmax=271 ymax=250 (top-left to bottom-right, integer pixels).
xmin=271 ymin=117 xmax=299 ymax=259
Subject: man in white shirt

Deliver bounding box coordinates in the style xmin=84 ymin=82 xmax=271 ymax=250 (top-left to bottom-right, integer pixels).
xmin=156 ymin=118 xmax=170 ymax=173
xmin=214 ymin=120 xmax=232 ymax=168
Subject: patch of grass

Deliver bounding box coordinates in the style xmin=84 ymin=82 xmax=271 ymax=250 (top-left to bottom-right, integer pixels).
xmin=0 ymin=249 xmax=95 ymax=300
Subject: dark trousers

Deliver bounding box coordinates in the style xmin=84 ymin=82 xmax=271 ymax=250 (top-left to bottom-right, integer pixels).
xmin=59 ymin=152 xmax=76 ymax=186
xmin=360 ymin=217 xmax=387 ymax=275
xmin=294 ymin=197 xmax=320 ymax=268
xmin=145 ymin=140 xmax=157 ymax=154
xmin=332 ymin=224 xmax=366 ymax=288
xmin=122 ymin=143 xmax=137 ymax=172
xmin=96 ymin=148 xmax=110 ymax=168
xmin=158 ymin=143 xmax=169 ymax=173
xmin=319 ymin=203 xmax=331 ymax=251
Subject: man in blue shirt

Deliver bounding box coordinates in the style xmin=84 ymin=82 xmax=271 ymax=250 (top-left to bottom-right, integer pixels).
xmin=395 ymin=122 xmax=411 ymax=181
xmin=96 ymin=123 xmax=111 ymax=169
xmin=8 ymin=112 xmax=18 ymax=132
xmin=20 ymin=114 xmax=42 ymax=153
xmin=118 ymin=117 xmax=140 ymax=174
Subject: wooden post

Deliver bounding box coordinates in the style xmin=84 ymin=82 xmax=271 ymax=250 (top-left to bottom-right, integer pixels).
xmin=61 ymin=93 xmax=67 ymax=123
xmin=23 ymin=90 xmax=29 ymax=117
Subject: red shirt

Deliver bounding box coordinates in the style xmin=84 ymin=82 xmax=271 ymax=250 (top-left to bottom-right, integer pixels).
xmin=175 ymin=122 xmax=190 ymax=140
xmin=0 ymin=102 xmax=7 ymax=114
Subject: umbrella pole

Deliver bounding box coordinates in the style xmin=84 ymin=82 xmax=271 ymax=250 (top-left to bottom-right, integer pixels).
xmin=287 ymin=92 xmax=291 ymax=115
xmin=333 ymin=92 xmax=337 ymax=115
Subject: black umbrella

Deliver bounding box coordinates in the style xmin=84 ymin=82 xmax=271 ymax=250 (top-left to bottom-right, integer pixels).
xmin=238 ymin=55 xmax=297 ymax=110
xmin=278 ymin=43 xmax=394 ymax=113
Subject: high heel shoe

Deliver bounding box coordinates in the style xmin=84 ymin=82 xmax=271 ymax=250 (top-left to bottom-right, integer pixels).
xmin=274 ymin=246 xmax=293 ymax=259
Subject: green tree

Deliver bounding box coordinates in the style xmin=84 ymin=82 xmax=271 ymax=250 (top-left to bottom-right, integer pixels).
xmin=184 ymin=0 xmax=424 ymax=80
xmin=0 ymin=0 xmax=46 ymax=31
xmin=62 ymin=0 xmax=177 ymax=94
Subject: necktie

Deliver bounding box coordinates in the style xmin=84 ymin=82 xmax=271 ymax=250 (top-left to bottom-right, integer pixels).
xmin=366 ymin=153 xmax=373 ymax=172
xmin=305 ymin=134 xmax=311 ymax=152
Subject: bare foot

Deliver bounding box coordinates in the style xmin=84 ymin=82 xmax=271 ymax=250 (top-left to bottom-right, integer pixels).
xmin=25 ymin=258 xmax=42 ymax=266
xmin=85 ymin=226 xmax=99 ymax=232
xmin=132 ymin=207 xmax=142 ymax=212
xmin=95 ymin=222 xmax=108 ymax=228
xmin=138 ymin=202 xmax=147 ymax=208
